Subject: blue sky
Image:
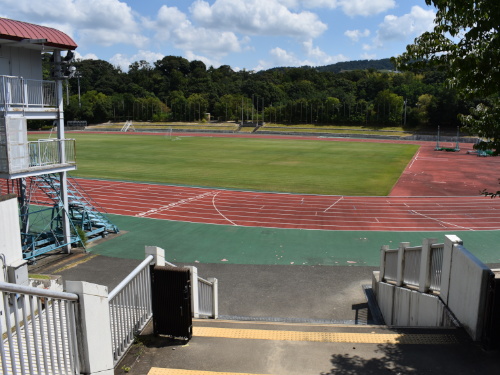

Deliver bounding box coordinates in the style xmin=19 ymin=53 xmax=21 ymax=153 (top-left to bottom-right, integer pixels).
xmin=1 ymin=0 xmax=436 ymax=71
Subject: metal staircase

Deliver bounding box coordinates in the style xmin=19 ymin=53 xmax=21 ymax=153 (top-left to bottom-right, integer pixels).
xmin=19 ymin=174 xmax=119 ymax=259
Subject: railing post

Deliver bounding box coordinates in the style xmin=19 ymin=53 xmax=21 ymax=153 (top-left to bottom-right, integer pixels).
xmin=22 ymin=78 xmax=27 ymax=108
xmin=208 ymin=277 xmax=218 ymax=319
xmin=440 ymin=235 xmax=463 ymax=304
xmin=380 ymin=245 xmax=389 ymax=281
xmin=187 ymin=266 xmax=199 ymax=318
xmin=65 ymin=281 xmax=114 ymax=375
xmin=419 ymin=238 xmax=438 ymax=293
xmin=396 ymin=242 xmax=409 ymax=287
xmin=145 ymin=246 xmax=165 ymax=266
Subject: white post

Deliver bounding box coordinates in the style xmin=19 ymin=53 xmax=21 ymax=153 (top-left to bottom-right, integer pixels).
xmin=380 ymin=245 xmax=389 ymax=281
xmin=440 ymin=235 xmax=463 ymax=304
xmin=65 ymin=281 xmax=114 ymax=375
xmin=396 ymin=242 xmax=409 ymax=287
xmin=187 ymin=266 xmax=199 ymax=318
xmin=145 ymin=246 xmax=165 ymax=266
xmin=419 ymin=238 xmax=438 ymax=293
xmin=54 ymin=50 xmax=71 ymax=253
xmin=208 ymin=277 xmax=218 ymax=319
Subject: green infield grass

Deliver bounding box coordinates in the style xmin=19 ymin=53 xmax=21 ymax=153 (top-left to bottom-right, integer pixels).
xmin=36 ymin=133 xmax=418 ymax=195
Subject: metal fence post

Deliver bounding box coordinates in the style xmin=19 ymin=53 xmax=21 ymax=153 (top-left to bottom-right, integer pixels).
xmin=208 ymin=277 xmax=218 ymax=319
xmin=396 ymin=242 xmax=409 ymax=287
xmin=145 ymin=246 xmax=165 ymax=266
xmin=380 ymin=245 xmax=389 ymax=281
xmin=188 ymin=266 xmax=199 ymax=318
xmin=440 ymin=235 xmax=463 ymax=304
xmin=65 ymin=281 xmax=114 ymax=375
xmin=419 ymin=238 xmax=438 ymax=293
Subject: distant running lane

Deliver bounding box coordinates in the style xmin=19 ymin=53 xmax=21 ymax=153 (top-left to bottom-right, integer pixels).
xmin=76 ymin=179 xmax=500 ymax=231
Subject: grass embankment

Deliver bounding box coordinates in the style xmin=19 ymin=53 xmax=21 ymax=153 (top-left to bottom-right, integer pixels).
xmin=89 ymin=122 xmax=238 ymax=132
xmin=34 ymin=133 xmax=418 ymax=195
xmin=258 ymin=123 xmax=410 ymax=137
xmin=88 ymin=122 xmax=410 ymax=137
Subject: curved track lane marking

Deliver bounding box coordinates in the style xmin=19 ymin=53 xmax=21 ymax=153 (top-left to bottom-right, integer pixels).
xmin=212 ymin=191 xmax=238 ymax=226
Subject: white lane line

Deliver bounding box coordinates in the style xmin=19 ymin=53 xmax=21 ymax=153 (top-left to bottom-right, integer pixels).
xmin=135 ymin=191 xmax=218 ymax=217
xmin=409 ymin=210 xmax=473 ymax=231
xmin=212 ymin=192 xmax=238 ymax=226
xmin=323 ymin=196 xmax=344 ymax=212
xmin=408 ymin=149 xmax=420 ymax=170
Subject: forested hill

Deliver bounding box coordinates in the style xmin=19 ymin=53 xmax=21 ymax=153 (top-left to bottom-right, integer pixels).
xmin=57 ymin=54 xmax=468 ymax=129
xmin=267 ymin=58 xmax=395 ymax=74
xmin=315 ymin=58 xmax=395 ymax=73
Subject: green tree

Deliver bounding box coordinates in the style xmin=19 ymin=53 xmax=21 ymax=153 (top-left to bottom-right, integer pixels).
xmin=396 ymin=0 xmax=500 ymax=150
xmin=460 ymin=101 xmax=500 ymax=155
xmin=373 ymin=90 xmax=404 ymax=126
xmin=411 ymin=94 xmax=437 ymax=127
xmin=186 ymin=93 xmax=209 ymax=121
xmin=77 ymin=90 xmax=112 ymax=124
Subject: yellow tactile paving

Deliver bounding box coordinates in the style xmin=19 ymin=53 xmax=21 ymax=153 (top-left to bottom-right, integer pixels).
xmin=193 ymin=326 xmax=459 ymax=345
xmin=148 ymin=368 xmax=271 ymax=375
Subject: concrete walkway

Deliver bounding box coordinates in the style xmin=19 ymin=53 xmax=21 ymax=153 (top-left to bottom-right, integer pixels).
xmin=29 ymin=250 xmax=500 ymax=375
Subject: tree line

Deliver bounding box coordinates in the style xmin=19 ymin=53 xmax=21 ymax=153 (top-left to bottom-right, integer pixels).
xmin=53 ymin=55 xmax=471 ymax=130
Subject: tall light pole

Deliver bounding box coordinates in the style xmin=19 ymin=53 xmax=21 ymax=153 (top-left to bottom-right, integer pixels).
xmin=76 ymin=71 xmax=82 ymax=107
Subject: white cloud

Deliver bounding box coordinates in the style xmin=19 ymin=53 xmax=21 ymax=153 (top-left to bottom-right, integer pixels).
xmin=1 ymin=0 xmax=147 ymax=47
xmin=257 ymin=42 xmax=347 ymax=70
xmin=190 ymin=0 xmax=328 ymax=39
xmin=338 ymin=0 xmax=395 ymax=17
xmin=344 ymin=29 xmax=370 ymax=42
xmin=366 ymin=6 xmax=435 ymax=50
xmin=360 ymin=52 xmax=377 ymax=59
xmin=185 ymin=51 xmax=221 ymax=69
xmin=75 ymin=51 xmax=98 ymax=60
xmin=279 ymin=0 xmax=395 ymax=16
xmin=109 ymin=50 xmax=164 ymax=71
xmin=376 ymin=6 xmax=435 ymax=43
xmin=302 ymin=40 xmax=348 ymax=65
xmin=149 ymin=5 xmax=247 ymax=61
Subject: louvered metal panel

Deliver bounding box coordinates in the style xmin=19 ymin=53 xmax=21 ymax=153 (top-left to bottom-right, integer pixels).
xmin=151 ymin=266 xmax=192 ymax=340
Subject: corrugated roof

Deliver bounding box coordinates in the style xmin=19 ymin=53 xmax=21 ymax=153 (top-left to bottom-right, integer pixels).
xmin=0 ymin=18 xmax=77 ymax=50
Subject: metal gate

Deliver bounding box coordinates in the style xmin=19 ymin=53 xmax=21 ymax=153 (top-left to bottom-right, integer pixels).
xmin=151 ymin=265 xmax=192 ymax=340
xmin=482 ymin=271 xmax=500 ymax=350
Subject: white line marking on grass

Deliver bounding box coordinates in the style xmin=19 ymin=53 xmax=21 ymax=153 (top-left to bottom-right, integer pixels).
xmin=135 ymin=191 xmax=218 ymax=217
xmin=323 ymin=196 xmax=344 ymax=212
xmin=212 ymin=192 xmax=238 ymax=226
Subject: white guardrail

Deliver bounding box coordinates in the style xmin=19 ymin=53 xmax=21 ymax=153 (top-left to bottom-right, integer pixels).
xmin=108 ymin=255 xmax=154 ymax=366
xmin=380 ymin=239 xmax=444 ymax=293
xmin=29 ymin=139 xmax=76 ymax=168
xmin=0 ymin=281 xmax=80 ymax=375
xmin=0 ymin=75 xmax=56 ymax=108
xmin=107 ymin=254 xmax=218 ymax=366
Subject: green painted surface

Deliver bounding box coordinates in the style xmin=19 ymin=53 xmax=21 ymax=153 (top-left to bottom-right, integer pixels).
xmin=90 ymin=214 xmax=500 ymax=266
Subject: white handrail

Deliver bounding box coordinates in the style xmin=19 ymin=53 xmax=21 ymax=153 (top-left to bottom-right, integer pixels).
xmin=0 ymin=281 xmax=78 ymax=301
xmin=0 ymin=281 xmax=80 ymax=375
xmin=109 ymin=255 xmax=153 ymax=300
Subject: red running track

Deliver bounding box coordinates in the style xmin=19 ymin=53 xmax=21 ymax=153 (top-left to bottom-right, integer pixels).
xmin=5 ymin=134 xmax=500 ymax=231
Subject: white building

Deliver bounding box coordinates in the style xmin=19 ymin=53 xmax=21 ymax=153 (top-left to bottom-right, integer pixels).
xmin=0 ymin=18 xmax=78 ymax=253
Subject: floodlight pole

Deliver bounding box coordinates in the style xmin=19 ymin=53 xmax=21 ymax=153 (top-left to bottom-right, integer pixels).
xmin=455 ymin=126 xmax=460 ymax=151
xmin=435 ymin=125 xmax=441 ymax=151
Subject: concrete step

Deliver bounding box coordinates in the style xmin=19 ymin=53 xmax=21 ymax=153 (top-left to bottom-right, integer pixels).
xmin=123 ymin=319 xmax=471 ymax=375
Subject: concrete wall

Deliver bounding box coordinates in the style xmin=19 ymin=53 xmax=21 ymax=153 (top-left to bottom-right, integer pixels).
xmin=375 ymin=280 xmax=453 ymax=327
xmin=441 ymin=244 xmax=491 ymax=341
xmin=0 ymin=195 xmax=23 ymax=275
xmin=374 ymin=236 xmax=492 ymax=341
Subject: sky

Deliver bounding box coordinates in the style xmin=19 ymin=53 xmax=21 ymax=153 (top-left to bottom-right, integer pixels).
xmin=0 ymin=0 xmax=436 ymax=72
